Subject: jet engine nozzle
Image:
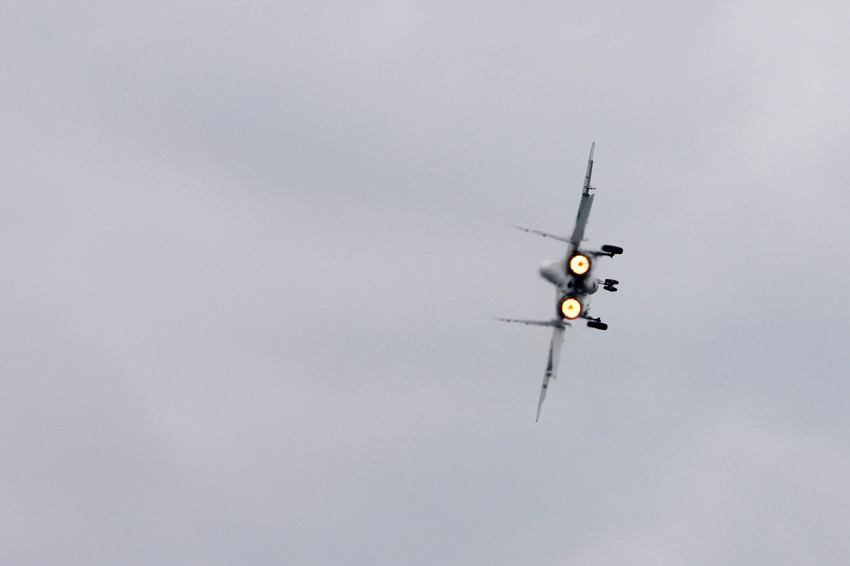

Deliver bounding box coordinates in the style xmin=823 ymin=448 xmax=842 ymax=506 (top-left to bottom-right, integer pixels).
xmin=560 ymin=297 xmax=583 ymax=319
xmin=568 ymin=254 xmax=591 ymax=276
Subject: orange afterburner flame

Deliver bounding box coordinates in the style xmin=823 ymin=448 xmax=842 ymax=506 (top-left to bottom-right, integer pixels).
xmin=561 ymin=297 xmax=582 ymax=319
xmin=569 ymin=254 xmax=590 ymax=275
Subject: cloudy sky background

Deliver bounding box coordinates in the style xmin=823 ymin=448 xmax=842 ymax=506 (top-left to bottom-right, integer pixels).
xmin=2 ymin=1 xmax=850 ymax=564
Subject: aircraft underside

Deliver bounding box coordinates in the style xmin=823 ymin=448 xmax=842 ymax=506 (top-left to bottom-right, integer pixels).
xmin=497 ymin=143 xmax=624 ymax=420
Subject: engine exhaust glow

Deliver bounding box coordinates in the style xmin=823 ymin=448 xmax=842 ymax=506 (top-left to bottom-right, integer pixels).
xmin=560 ymin=297 xmax=582 ymax=319
xmin=569 ymin=254 xmax=590 ymax=275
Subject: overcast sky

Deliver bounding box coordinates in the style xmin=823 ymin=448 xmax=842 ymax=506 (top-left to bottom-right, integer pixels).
xmin=2 ymin=1 xmax=850 ymax=565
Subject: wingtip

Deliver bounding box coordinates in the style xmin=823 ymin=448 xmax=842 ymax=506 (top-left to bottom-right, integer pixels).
xmin=589 ymin=141 xmax=595 ymax=160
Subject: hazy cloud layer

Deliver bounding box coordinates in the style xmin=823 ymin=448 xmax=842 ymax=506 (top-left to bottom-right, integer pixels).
xmin=1 ymin=2 xmax=849 ymax=564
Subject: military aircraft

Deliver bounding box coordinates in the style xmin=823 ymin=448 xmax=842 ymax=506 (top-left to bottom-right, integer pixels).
xmin=497 ymin=143 xmax=623 ymax=421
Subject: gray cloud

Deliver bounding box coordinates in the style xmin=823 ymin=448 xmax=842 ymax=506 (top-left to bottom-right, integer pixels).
xmin=1 ymin=1 xmax=849 ymax=564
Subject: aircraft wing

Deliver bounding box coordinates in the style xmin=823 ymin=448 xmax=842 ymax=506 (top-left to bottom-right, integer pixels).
xmin=569 ymin=142 xmax=595 ymax=246
xmin=536 ymin=324 xmax=565 ymax=421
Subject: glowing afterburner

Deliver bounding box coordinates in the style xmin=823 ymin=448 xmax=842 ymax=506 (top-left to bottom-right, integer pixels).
xmin=560 ymin=297 xmax=582 ymax=319
xmin=569 ymin=254 xmax=590 ymax=275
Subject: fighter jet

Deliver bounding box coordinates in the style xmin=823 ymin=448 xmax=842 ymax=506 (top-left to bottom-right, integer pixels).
xmin=498 ymin=143 xmax=623 ymax=421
